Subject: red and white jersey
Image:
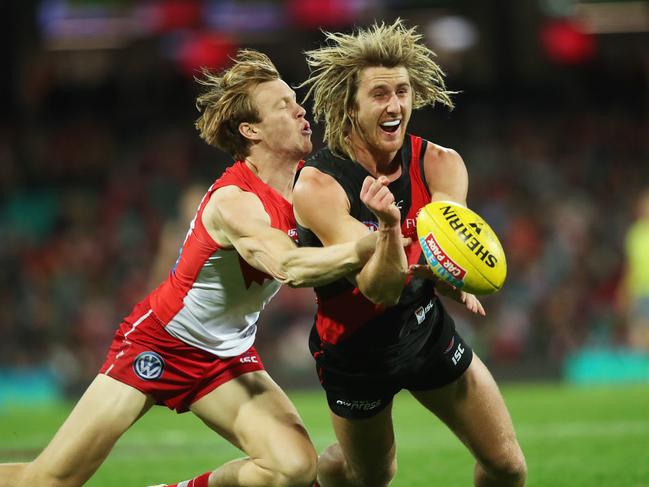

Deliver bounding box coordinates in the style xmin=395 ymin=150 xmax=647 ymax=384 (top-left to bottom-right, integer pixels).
xmin=148 ymin=161 xmax=298 ymax=357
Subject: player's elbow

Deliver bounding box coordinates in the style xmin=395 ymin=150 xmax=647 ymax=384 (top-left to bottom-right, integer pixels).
xmin=357 ymin=269 xmax=407 ymax=307
xmin=282 ymin=273 xmax=306 ymax=288
xmin=277 ymin=252 xmax=308 ymax=288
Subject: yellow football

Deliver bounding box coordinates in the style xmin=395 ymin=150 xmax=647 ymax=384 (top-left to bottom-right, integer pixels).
xmin=416 ymin=201 xmax=507 ymax=295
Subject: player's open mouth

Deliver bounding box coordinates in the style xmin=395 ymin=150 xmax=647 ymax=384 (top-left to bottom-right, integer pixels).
xmin=380 ymin=119 xmax=401 ymax=133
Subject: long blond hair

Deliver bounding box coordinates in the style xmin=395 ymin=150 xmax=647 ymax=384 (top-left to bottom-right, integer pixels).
xmin=195 ymin=50 xmax=279 ymax=160
xmin=301 ymin=19 xmax=454 ymax=158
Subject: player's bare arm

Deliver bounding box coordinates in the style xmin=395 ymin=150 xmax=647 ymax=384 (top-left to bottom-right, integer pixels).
xmin=424 ymin=143 xmax=469 ymax=205
xmin=203 ymin=185 xmax=376 ymax=287
xmin=294 ymin=167 xmax=408 ymax=306
xmin=410 ymin=142 xmax=485 ymax=315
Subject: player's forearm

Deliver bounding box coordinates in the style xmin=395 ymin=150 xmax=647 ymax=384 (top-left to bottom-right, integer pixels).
xmin=356 ymin=224 xmax=408 ymax=306
xmin=279 ymin=232 xmax=378 ymax=287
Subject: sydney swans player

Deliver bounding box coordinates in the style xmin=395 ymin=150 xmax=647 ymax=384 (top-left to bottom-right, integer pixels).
xmin=0 ymin=50 xmax=385 ymax=487
xmin=294 ymin=21 xmax=527 ymax=487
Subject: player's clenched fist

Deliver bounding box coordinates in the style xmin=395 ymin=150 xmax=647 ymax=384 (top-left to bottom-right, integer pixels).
xmin=360 ymin=176 xmax=400 ymax=228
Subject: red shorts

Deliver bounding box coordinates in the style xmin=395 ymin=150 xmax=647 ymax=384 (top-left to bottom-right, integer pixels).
xmin=99 ymin=297 xmax=265 ymax=413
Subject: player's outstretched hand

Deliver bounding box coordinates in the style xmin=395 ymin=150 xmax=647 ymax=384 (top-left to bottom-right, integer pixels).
xmin=360 ymin=176 xmax=401 ymax=228
xmin=408 ymin=264 xmax=486 ymax=316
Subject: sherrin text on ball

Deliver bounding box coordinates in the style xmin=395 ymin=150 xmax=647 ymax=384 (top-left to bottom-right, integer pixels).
xmin=416 ymin=201 xmax=507 ymax=295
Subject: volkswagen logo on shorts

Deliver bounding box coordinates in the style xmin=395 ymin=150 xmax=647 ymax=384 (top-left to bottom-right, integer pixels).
xmin=133 ymin=351 xmax=164 ymax=380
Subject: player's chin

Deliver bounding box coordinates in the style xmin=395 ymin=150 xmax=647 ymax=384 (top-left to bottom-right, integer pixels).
xmin=294 ymin=139 xmax=312 ymax=159
xmin=378 ymin=136 xmax=404 ymax=153
xmin=302 ymin=138 xmax=313 ymax=154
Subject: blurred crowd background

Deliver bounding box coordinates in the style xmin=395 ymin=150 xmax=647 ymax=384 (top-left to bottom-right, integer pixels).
xmin=1 ymin=0 xmax=648 ymax=400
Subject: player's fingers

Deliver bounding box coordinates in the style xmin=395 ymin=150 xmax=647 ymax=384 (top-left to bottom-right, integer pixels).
xmin=377 ymin=175 xmax=390 ymax=186
xmin=401 ymin=237 xmax=412 ymax=247
xmin=466 ymin=295 xmax=485 ymax=316
xmin=377 ymin=187 xmax=394 ymax=205
xmin=476 ymin=299 xmax=486 ymax=316
xmin=375 ymin=179 xmax=391 ymax=193
xmin=365 ymin=177 xmax=387 ymax=200
xmin=360 ymin=176 xmax=375 ymax=198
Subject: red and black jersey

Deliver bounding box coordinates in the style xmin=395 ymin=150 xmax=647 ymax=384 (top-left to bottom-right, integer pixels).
xmin=297 ymin=135 xmax=440 ymax=371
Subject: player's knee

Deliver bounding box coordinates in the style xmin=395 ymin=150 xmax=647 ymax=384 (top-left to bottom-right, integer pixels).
xmin=318 ymin=443 xmax=396 ymax=487
xmin=271 ymin=446 xmax=318 ymax=487
xmin=480 ymin=443 xmax=527 ymax=484
xmin=351 ymin=457 xmax=397 ymax=487
xmin=318 ymin=443 xmax=343 ymax=472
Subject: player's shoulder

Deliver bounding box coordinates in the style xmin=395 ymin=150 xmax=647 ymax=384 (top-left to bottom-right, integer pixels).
xmin=211 ymin=184 xmax=247 ymax=203
xmin=418 ymin=140 xmax=465 ymax=172
xmin=294 ymin=162 xmax=349 ymax=213
xmin=207 ymin=185 xmax=265 ymax=224
xmin=420 ymin=140 xmax=461 ymax=162
xmin=294 ymin=165 xmax=343 ymax=198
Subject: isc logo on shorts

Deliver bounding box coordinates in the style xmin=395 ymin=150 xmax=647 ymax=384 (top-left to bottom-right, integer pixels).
xmin=133 ymin=351 xmax=165 ymax=380
xmin=444 ymin=337 xmax=465 ymax=366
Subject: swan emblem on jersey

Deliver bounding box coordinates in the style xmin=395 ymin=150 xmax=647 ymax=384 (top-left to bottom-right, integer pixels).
xmin=133 ymin=351 xmax=165 ymax=380
xmin=237 ymin=228 xmax=298 ymax=288
xmin=239 ymin=255 xmax=271 ymax=288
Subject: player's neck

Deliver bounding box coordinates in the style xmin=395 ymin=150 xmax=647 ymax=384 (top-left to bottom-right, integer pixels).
xmin=244 ymin=152 xmax=299 ymax=200
xmin=350 ymin=141 xmax=401 ymax=180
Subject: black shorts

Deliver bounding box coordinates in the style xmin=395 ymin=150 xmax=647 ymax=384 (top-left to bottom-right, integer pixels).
xmin=310 ymin=301 xmax=473 ymax=419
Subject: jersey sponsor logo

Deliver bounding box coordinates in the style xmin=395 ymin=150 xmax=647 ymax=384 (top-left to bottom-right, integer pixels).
xmin=335 ymin=398 xmax=382 ymax=411
xmin=403 ymin=218 xmax=418 ymax=238
xmin=133 ymin=351 xmax=164 ymax=380
xmin=404 ymin=208 xmax=423 ymax=231
xmin=287 ymin=228 xmax=299 ymax=242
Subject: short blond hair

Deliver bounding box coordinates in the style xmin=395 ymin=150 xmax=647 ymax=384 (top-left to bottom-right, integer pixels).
xmin=301 ymin=19 xmax=455 ymax=158
xmin=195 ymin=49 xmax=279 ymax=160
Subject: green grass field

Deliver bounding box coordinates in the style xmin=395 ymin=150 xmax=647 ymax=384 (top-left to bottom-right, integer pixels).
xmin=1 ymin=383 xmax=648 ymax=486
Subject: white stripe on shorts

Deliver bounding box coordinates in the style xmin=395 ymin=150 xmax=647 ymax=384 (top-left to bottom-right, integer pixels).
xmin=124 ymin=309 xmax=153 ymax=338
xmin=104 ymin=309 xmax=153 ymax=377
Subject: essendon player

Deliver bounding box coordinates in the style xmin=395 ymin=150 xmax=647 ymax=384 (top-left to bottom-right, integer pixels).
xmin=294 ymin=21 xmax=527 ymax=487
xmin=0 ymin=51 xmax=389 ymax=487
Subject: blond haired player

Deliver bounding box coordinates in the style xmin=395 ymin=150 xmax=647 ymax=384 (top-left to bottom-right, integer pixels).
xmin=294 ymin=20 xmax=527 ymax=486
xmin=0 ymin=50 xmax=389 ymax=487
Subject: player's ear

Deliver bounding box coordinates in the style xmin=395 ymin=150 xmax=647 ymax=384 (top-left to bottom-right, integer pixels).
xmin=347 ymin=103 xmax=356 ymax=120
xmin=239 ymin=122 xmax=260 ymax=141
